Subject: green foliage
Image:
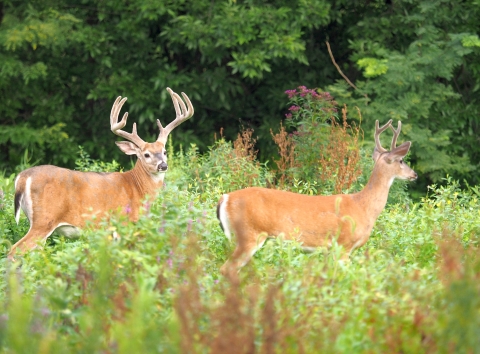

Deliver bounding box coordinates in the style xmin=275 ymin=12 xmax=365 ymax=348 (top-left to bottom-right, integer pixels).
xmin=2 ymin=1 xmax=480 ymax=350
xmin=1 ymin=133 xmax=480 ymax=352
xmin=461 ymin=34 xmax=480 ymax=48
xmin=165 ymin=2 xmax=327 ymax=79
xmin=74 ymin=146 xmax=121 ymax=173
xmin=0 ymin=0 xmax=332 ymax=174
xmin=357 ymin=57 xmax=389 ymax=78
xmin=179 ymin=139 xmax=272 ymax=201
xmin=328 ymin=0 xmax=480 ymax=190
xmin=2 ymin=0 xmax=480 ymax=196
xmin=278 ymin=86 xmax=365 ymax=196
xmin=283 ymin=86 xmax=339 ymax=182
xmin=0 ymin=173 xmax=29 ymax=251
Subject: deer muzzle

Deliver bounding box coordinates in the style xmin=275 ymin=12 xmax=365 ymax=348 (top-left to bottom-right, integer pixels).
xmin=158 ymin=161 xmax=168 ymax=172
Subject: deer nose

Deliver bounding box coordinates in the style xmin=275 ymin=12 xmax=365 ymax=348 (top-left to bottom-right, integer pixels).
xmin=158 ymin=162 xmax=168 ymax=171
xmin=411 ymin=172 xmax=418 ymax=180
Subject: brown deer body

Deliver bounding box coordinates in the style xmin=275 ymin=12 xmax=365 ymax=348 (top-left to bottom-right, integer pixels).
xmin=12 ymin=88 xmax=194 ymax=256
xmin=217 ymin=120 xmax=417 ymax=273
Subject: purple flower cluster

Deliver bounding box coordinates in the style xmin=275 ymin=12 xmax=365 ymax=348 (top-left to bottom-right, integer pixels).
xmin=285 ymin=89 xmax=297 ymax=99
xmin=321 ymin=91 xmax=334 ymax=100
xmin=285 ymin=86 xmax=319 ymax=98
xmin=285 ymin=105 xmax=300 ymax=119
xmin=298 ymin=86 xmax=319 ymax=98
xmin=283 ymin=85 xmax=338 ymax=123
xmin=284 ymin=86 xmax=334 ymax=101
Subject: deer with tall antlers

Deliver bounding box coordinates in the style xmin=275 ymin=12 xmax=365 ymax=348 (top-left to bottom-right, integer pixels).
xmin=217 ymin=120 xmax=417 ymax=274
xmin=12 ymin=87 xmax=194 ymax=257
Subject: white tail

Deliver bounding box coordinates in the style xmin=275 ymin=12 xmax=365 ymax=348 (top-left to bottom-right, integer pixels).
xmin=217 ymin=120 xmax=417 ymax=274
xmin=12 ymin=87 xmax=194 ymax=257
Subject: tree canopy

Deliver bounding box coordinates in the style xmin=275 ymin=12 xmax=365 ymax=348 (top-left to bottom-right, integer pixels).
xmin=1 ymin=0 xmax=480 ymax=194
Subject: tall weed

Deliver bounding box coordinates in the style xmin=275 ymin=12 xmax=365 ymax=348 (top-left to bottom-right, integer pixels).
xmin=182 ymin=133 xmax=272 ymax=201
xmin=272 ymin=86 xmax=363 ymax=194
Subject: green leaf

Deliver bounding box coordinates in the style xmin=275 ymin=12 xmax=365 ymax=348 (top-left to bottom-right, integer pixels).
xmin=357 ymin=58 xmax=389 ymax=78
xmin=461 ymin=34 xmax=480 ymax=47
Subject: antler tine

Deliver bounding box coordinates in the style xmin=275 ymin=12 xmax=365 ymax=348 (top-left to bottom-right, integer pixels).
xmin=374 ymin=119 xmax=393 ymax=153
xmin=157 ymin=87 xmax=194 ymax=143
xmin=389 ymin=121 xmax=402 ymax=150
xmin=110 ymin=96 xmax=146 ymax=149
xmin=110 ymin=96 xmax=127 ymax=130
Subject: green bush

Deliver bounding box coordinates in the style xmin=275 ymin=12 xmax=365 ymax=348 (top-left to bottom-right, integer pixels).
xmin=179 ymin=138 xmax=273 ymax=202
xmin=1 ymin=126 xmax=480 ymax=352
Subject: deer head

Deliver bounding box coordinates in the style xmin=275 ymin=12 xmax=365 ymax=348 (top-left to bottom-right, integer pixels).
xmin=372 ymin=120 xmax=417 ymax=182
xmin=110 ymin=87 xmax=194 ymax=174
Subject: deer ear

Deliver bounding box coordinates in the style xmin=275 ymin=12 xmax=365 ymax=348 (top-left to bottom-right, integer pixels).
xmin=115 ymin=141 xmax=139 ymax=156
xmin=386 ymin=141 xmax=411 ymax=162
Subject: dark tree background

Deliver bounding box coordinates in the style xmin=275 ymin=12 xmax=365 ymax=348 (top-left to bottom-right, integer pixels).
xmin=1 ymin=0 xmax=480 ymax=194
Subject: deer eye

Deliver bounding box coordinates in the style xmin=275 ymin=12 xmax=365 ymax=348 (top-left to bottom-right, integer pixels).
xmin=144 ymin=153 xmax=150 ymax=158
xmin=164 ymin=151 xmax=167 ymax=156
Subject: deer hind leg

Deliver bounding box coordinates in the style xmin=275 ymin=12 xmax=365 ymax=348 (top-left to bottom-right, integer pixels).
xmin=11 ymin=176 xmax=53 ymax=258
xmin=220 ymin=232 xmax=268 ymax=275
xmin=8 ymin=222 xmax=58 ymax=259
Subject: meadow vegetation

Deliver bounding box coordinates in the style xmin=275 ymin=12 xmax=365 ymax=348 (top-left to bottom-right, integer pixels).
xmin=0 ymin=90 xmax=479 ymax=353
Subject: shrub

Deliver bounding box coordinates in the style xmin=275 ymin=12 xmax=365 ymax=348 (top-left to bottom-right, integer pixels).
xmin=75 ymin=146 xmax=121 ymax=172
xmin=272 ymin=86 xmax=363 ymax=194
xmin=181 ymin=132 xmax=272 ymax=202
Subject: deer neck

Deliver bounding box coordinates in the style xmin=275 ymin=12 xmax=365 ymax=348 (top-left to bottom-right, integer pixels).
xmin=355 ymin=164 xmax=394 ymax=220
xmin=124 ymin=160 xmax=164 ymax=198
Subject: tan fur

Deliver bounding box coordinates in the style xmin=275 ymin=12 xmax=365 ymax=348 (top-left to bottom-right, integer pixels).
xmin=11 ymin=144 xmax=166 ymax=256
xmin=11 ymin=88 xmax=193 ymax=257
xmin=217 ymin=121 xmax=417 ymax=273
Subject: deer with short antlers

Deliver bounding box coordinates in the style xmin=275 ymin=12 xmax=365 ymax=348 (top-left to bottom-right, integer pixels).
xmin=217 ymin=120 xmax=417 ymax=274
xmin=12 ymin=87 xmax=194 ymax=257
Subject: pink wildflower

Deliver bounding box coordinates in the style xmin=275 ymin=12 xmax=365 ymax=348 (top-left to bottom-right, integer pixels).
xmin=143 ymin=201 xmax=151 ymax=214
xmin=285 ymin=89 xmax=297 ymax=99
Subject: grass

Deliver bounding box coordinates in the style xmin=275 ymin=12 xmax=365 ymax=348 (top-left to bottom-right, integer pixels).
xmin=0 ymin=139 xmax=479 ymax=353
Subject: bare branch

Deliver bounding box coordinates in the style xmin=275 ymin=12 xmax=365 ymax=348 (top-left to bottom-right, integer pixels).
xmin=326 ymin=41 xmax=368 ymax=100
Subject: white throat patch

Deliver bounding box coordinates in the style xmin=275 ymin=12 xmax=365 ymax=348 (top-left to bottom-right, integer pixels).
xmin=152 ymin=172 xmax=166 ymax=184
xmin=388 ymin=176 xmax=395 ymax=187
